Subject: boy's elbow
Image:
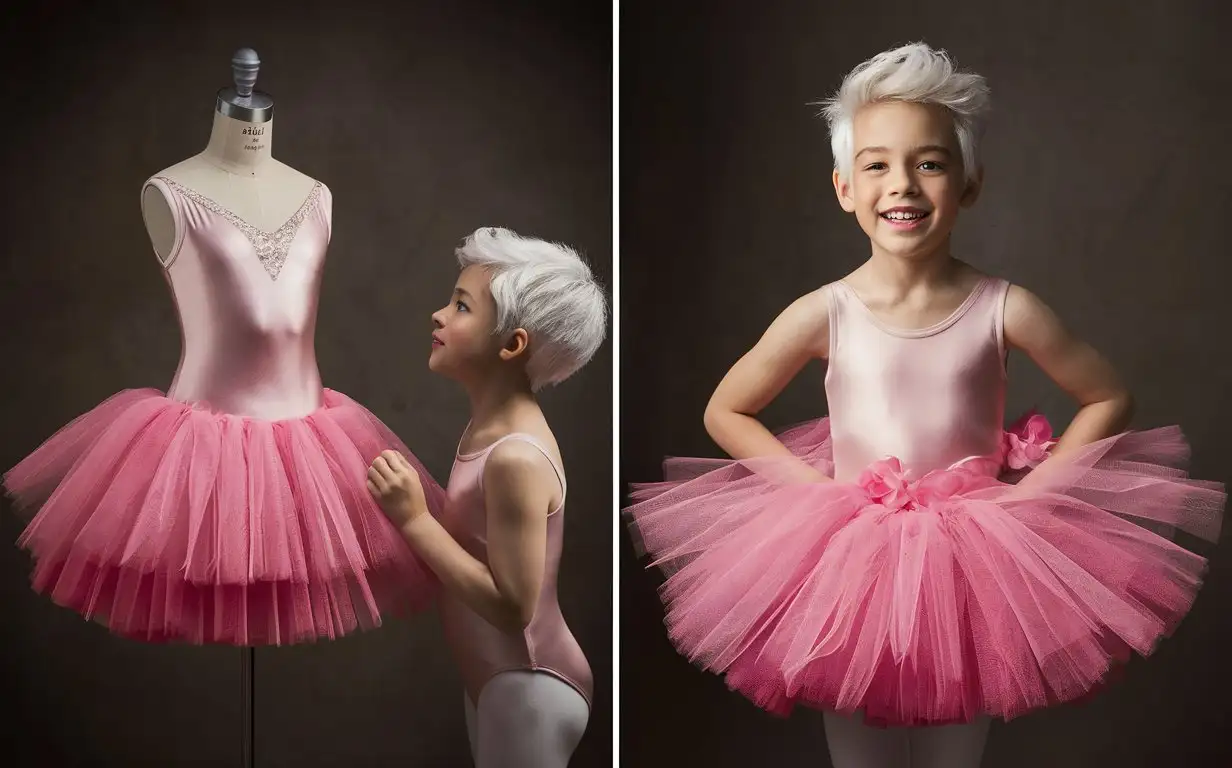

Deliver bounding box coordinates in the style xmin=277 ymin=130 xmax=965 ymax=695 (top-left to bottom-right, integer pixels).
xmin=703 ymin=399 xmax=728 ymax=439
xmin=1114 ymin=390 xmax=1136 ymax=424
xmin=497 ymin=597 xmax=536 ymax=635
xmin=516 ymin=604 xmax=536 ymax=631
xmin=505 ymin=609 xmax=534 ymax=635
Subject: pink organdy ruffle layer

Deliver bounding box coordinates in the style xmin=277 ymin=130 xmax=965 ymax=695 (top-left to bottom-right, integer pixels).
xmin=626 ymin=418 xmax=1224 ymax=726
xmin=4 ymin=388 xmax=444 ymax=646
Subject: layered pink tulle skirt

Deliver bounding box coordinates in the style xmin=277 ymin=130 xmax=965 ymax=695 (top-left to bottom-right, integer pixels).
xmin=4 ymin=388 xmax=444 ymax=646
xmin=626 ymin=417 xmax=1224 ymax=726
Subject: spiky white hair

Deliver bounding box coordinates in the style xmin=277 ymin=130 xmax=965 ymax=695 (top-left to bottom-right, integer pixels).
xmin=820 ymin=42 xmax=990 ymax=184
xmin=456 ymin=227 xmax=608 ymax=390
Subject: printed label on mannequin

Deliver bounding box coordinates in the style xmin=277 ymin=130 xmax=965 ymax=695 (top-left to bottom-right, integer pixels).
xmin=242 ymin=127 xmax=265 ymax=136
xmin=243 ymin=140 xmax=267 ymax=152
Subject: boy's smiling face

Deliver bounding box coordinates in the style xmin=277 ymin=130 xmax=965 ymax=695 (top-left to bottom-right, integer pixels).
xmin=833 ymin=100 xmax=980 ymax=261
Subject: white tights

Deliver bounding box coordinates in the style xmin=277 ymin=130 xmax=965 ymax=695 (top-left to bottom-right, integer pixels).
xmin=463 ymin=670 xmax=590 ymax=768
xmin=823 ymin=711 xmax=992 ymax=768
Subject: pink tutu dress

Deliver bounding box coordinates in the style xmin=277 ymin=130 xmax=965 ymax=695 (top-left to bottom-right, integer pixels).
xmin=3 ymin=176 xmax=444 ymax=646
xmin=626 ymin=277 xmax=1224 ymax=726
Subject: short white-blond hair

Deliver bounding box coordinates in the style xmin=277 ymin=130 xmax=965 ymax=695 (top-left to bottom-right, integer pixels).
xmin=820 ymin=42 xmax=990 ymax=184
xmin=456 ymin=227 xmax=608 ymax=390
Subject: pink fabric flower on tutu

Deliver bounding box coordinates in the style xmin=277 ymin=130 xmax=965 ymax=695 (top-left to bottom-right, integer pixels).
xmin=858 ymin=457 xmax=996 ymax=512
xmin=857 ymin=457 xmax=916 ymax=510
xmin=1003 ymin=410 xmax=1057 ymax=470
xmin=911 ymin=469 xmax=980 ymax=507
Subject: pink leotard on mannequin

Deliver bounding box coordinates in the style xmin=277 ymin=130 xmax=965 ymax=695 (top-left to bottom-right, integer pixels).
xmin=149 ymin=176 xmax=330 ymax=420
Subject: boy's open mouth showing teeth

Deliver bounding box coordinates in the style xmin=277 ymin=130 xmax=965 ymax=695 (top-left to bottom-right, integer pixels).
xmin=879 ymin=208 xmax=931 ymax=229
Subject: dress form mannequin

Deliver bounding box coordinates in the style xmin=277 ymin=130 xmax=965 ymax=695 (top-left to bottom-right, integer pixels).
xmin=141 ymin=48 xmax=319 ymax=264
xmin=5 ymin=46 xmax=443 ymax=652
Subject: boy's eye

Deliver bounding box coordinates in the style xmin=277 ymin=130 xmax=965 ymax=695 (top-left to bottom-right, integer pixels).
xmin=456 ymin=300 xmax=469 ymax=312
xmin=864 ymin=162 xmax=887 ymax=171
xmin=919 ymin=161 xmax=944 ymax=171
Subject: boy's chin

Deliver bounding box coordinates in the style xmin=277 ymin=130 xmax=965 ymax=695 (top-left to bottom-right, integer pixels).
xmin=428 ymin=355 xmax=479 ymax=384
xmin=867 ymin=235 xmax=949 ymax=261
xmin=861 ymin=223 xmax=954 ymax=257
xmin=427 ymin=354 xmax=449 ymax=376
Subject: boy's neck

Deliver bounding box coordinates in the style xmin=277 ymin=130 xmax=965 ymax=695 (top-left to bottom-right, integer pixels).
xmin=465 ymin=374 xmax=538 ymax=434
xmin=861 ymin=244 xmax=962 ymax=294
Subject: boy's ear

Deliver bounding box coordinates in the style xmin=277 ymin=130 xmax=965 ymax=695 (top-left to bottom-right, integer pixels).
xmin=499 ymin=328 xmax=530 ymax=362
xmin=833 ymin=169 xmax=857 ymax=213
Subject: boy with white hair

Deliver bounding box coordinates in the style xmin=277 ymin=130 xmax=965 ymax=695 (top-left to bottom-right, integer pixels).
xmin=368 ymin=227 xmax=607 ymax=767
xmin=624 ymin=42 xmax=1223 ymax=768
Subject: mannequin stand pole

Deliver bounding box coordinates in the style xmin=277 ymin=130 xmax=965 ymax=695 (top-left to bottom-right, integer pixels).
xmin=241 ymin=647 xmax=254 ymax=767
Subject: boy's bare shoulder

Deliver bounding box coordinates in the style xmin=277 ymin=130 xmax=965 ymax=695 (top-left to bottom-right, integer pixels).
xmin=761 ymin=283 xmax=834 ymax=358
xmin=786 ymin=282 xmax=835 ymax=318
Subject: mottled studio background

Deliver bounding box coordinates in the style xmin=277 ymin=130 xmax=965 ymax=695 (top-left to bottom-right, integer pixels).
xmin=620 ymin=1 xmax=1231 ymax=766
xmin=0 ymin=1 xmax=611 ymax=766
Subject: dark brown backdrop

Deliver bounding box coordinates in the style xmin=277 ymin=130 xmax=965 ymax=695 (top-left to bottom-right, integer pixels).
xmin=620 ymin=1 xmax=1231 ymax=766
xmin=0 ymin=2 xmax=611 ymax=766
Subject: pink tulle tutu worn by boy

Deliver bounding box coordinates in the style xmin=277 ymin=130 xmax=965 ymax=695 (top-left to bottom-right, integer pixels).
xmin=625 ymin=42 xmax=1225 ymax=766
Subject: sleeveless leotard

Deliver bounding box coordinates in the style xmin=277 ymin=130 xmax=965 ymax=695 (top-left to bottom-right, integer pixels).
xmin=438 ymin=432 xmax=594 ymax=708
xmin=826 ymin=276 xmax=1007 ymax=480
